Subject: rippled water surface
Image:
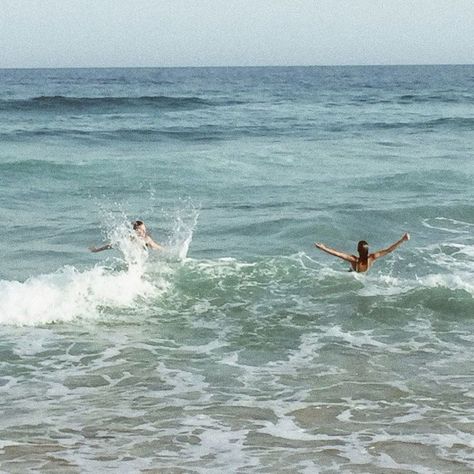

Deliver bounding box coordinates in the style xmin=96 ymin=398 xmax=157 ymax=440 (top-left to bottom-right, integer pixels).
xmin=0 ymin=66 xmax=473 ymax=473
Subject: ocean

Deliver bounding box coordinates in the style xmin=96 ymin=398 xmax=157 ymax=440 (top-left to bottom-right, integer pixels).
xmin=0 ymin=65 xmax=473 ymax=473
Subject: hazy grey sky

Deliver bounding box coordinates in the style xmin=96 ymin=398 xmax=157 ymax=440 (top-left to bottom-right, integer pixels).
xmin=1 ymin=0 xmax=473 ymax=68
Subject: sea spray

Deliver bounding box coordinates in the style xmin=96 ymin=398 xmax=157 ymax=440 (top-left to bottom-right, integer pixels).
xmin=165 ymin=204 xmax=200 ymax=260
xmin=95 ymin=199 xmax=199 ymax=261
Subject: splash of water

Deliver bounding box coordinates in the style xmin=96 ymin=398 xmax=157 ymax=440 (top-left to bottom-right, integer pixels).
xmin=0 ymin=204 xmax=200 ymax=326
xmin=164 ymin=205 xmax=200 ymax=260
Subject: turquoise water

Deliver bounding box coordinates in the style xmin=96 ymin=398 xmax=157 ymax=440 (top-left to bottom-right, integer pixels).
xmin=0 ymin=66 xmax=473 ymax=472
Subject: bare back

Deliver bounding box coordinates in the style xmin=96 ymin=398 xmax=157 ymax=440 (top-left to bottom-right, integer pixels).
xmin=350 ymin=255 xmax=376 ymax=273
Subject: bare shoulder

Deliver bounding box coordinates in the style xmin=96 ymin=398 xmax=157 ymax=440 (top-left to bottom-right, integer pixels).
xmin=145 ymin=235 xmax=163 ymax=250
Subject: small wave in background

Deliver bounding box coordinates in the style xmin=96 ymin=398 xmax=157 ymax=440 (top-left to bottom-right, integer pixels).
xmin=0 ymin=94 xmax=222 ymax=112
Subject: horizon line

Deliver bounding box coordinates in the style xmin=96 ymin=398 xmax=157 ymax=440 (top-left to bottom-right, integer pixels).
xmin=1 ymin=63 xmax=473 ymax=71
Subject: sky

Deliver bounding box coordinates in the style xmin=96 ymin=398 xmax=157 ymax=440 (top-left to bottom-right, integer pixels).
xmin=1 ymin=0 xmax=473 ymax=68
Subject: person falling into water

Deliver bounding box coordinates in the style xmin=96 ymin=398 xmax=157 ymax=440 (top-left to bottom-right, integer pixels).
xmin=314 ymin=233 xmax=410 ymax=273
xmin=89 ymin=220 xmax=163 ymax=253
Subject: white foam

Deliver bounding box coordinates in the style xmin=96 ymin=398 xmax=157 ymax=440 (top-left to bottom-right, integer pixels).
xmin=260 ymin=415 xmax=317 ymax=441
xmin=357 ymin=250 xmax=474 ymax=297
xmin=418 ymin=272 xmax=474 ymax=295
xmin=422 ymin=217 xmax=474 ymax=234
xmin=325 ymin=325 xmax=388 ymax=349
xmin=0 ymin=264 xmax=156 ymax=326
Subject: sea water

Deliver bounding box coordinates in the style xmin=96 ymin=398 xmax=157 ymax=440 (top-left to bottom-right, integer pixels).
xmin=0 ymin=66 xmax=473 ymax=472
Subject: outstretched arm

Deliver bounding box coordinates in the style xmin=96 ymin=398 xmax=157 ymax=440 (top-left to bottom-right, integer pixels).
xmin=89 ymin=243 xmax=112 ymax=253
xmin=371 ymin=233 xmax=410 ymax=260
xmin=146 ymin=236 xmax=164 ymax=251
xmin=314 ymin=242 xmax=357 ymax=263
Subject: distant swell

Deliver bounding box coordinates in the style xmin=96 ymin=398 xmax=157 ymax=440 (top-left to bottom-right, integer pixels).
xmin=396 ymin=93 xmax=474 ymax=104
xmin=367 ymin=117 xmax=474 ymax=131
xmin=2 ymin=116 xmax=473 ymax=143
xmin=0 ymin=95 xmax=242 ymax=112
xmin=0 ymin=125 xmax=285 ymax=143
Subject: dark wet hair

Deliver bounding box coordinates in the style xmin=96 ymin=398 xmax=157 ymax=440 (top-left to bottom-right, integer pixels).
xmin=357 ymin=240 xmax=369 ymax=259
xmin=132 ymin=220 xmax=144 ymax=230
